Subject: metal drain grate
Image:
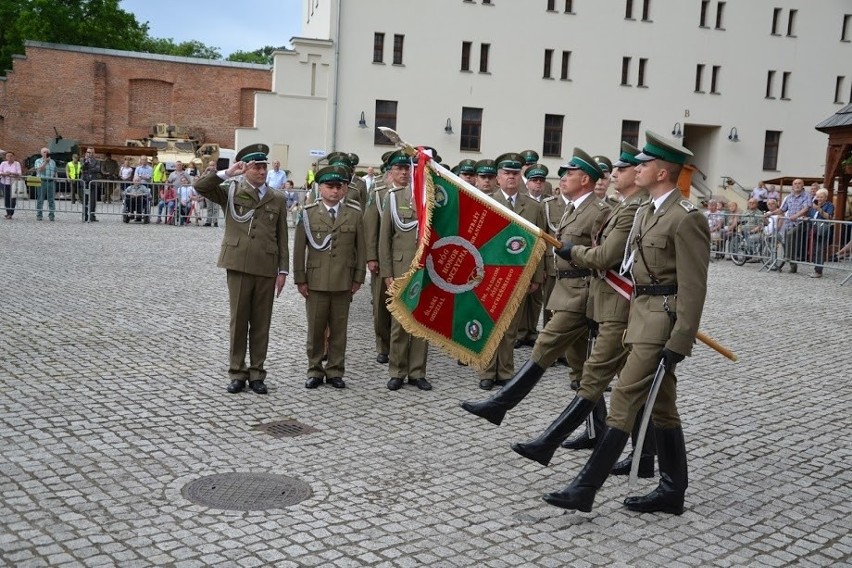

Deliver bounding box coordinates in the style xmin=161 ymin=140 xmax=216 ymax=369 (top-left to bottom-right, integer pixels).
xmin=182 ymin=473 xmax=312 ymax=511
xmin=254 ymin=419 xmax=318 ymax=438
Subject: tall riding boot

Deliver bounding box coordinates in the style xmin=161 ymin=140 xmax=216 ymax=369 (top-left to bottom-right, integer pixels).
xmin=542 ymin=427 xmax=629 ymax=512
xmin=624 ymin=426 xmax=688 ymax=515
xmin=611 ymin=405 xmax=656 ymax=478
xmin=561 ymin=396 xmax=607 ymax=450
xmin=460 ymin=360 xmax=545 ymax=426
xmin=510 ymin=396 xmax=596 ymax=466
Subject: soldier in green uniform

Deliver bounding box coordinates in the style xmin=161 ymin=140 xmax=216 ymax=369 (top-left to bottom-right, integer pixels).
xmin=516 ymin=163 xmax=549 ymax=348
xmin=539 ymin=175 xmax=569 ymax=335
xmin=474 ymin=159 xmax=497 ymax=195
xmin=478 ymin=153 xmax=547 ymax=391
xmin=364 ymin=152 xmax=393 ymax=364
xmin=306 ymin=153 xmax=368 ymax=208
xmin=193 ymin=144 xmax=289 ymax=395
xmin=379 ymin=151 xmax=432 ymax=391
xmin=457 ymin=159 xmax=478 ymax=187
xmin=462 ymin=148 xmax=609 ymax=416
xmin=521 ymin=149 xmax=553 ymax=196
xmin=294 ymin=165 xmax=366 ymax=389
xmin=543 ymin=131 xmax=710 ymax=515
xmin=510 ymin=142 xmax=656 ymax=476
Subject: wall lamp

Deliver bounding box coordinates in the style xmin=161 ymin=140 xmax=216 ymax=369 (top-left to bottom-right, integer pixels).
xmin=728 ymin=127 xmax=740 ymax=142
xmin=671 ymin=122 xmax=682 ymax=138
xmin=444 ymin=118 xmax=453 ymax=134
xmin=358 ymin=111 xmax=368 ymax=129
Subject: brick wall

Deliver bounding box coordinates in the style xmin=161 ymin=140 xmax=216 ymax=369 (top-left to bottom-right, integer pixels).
xmin=0 ymin=43 xmax=271 ymax=159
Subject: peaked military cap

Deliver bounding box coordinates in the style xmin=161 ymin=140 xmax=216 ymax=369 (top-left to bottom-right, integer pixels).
xmin=635 ymin=130 xmax=694 ymax=165
xmin=558 ymin=147 xmax=604 ymax=181
xmin=419 ymin=146 xmax=442 ymax=163
xmin=457 ymin=159 xmax=477 ymax=174
xmin=316 ymin=165 xmax=351 ymax=185
xmin=324 ymin=152 xmax=353 ymax=168
xmin=347 ymin=153 xmax=360 ymax=166
xmin=236 ymin=143 xmax=270 ymax=164
xmin=525 ymin=163 xmax=549 ymax=179
xmin=520 ymin=149 xmax=539 ymax=165
xmin=612 ymin=141 xmax=642 ymax=167
xmin=387 ymin=150 xmax=412 ymax=167
xmin=475 ymin=159 xmax=497 ymax=176
xmin=495 ymin=152 xmax=525 ymax=172
xmin=593 ymin=155 xmax=613 ymax=173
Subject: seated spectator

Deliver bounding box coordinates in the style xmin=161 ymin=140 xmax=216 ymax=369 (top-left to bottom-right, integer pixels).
xmin=176 ymin=175 xmax=195 ymax=226
xmin=740 ymin=198 xmax=765 ymax=239
xmin=721 ymin=201 xmax=741 ymax=255
xmin=124 ymin=176 xmax=151 ymax=223
xmin=156 ymin=182 xmax=176 ymax=224
xmin=704 ymin=199 xmax=725 ymax=257
xmin=808 ymin=188 xmax=834 ymax=278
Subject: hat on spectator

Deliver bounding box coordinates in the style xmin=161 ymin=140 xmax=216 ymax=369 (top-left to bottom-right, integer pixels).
xmin=236 ymin=143 xmax=269 ymax=164
xmin=457 ymin=159 xmax=477 ymax=174
xmin=558 ymin=147 xmax=604 ymax=181
xmin=612 ymin=142 xmax=642 ymax=167
xmin=520 ymin=150 xmax=539 ymax=165
xmin=475 ymin=159 xmax=497 ymax=176
xmin=526 ymin=164 xmax=549 ymax=179
xmin=496 ymin=152 xmax=525 ymax=172
xmin=635 ymin=130 xmax=694 ymax=165
xmin=316 ymin=165 xmax=351 ymax=185
xmin=593 ymin=155 xmax=613 ymax=173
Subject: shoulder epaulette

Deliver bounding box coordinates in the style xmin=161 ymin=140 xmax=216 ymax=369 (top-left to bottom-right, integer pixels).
xmin=304 ymin=202 xmax=319 ymax=209
xmin=679 ymin=199 xmax=697 ymax=212
xmin=388 ymin=186 xmax=405 ymax=193
xmin=542 ymin=195 xmax=557 ymax=203
xmin=345 ymin=201 xmax=362 ymax=211
xmin=597 ymin=200 xmax=610 ymax=209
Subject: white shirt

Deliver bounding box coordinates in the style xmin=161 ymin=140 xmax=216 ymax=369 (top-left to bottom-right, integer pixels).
xmin=569 ymin=191 xmax=593 ymax=210
xmin=651 ymin=188 xmax=678 ymax=213
xmin=266 ymin=169 xmax=287 ymax=189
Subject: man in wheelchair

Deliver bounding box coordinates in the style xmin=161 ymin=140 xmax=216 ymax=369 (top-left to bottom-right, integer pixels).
xmin=123 ymin=175 xmax=151 ymax=224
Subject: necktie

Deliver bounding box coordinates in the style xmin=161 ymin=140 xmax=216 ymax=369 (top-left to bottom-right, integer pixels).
xmin=508 ymin=195 xmax=515 ymax=211
xmin=329 ymin=207 xmax=336 ymax=221
xmin=565 ymin=203 xmax=575 ymax=216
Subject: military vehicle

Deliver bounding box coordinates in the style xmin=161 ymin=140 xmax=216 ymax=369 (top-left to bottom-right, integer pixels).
xmin=126 ymin=123 xmax=220 ymax=171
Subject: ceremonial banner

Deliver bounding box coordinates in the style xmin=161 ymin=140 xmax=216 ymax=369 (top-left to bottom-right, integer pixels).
xmin=387 ymin=150 xmax=548 ymax=369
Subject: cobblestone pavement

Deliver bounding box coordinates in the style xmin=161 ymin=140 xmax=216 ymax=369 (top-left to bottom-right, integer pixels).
xmin=1 ymin=209 xmax=850 ymax=568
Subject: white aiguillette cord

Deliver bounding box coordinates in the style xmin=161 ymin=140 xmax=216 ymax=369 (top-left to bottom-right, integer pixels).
xmin=301 ymin=207 xmax=333 ymax=251
xmin=227 ymin=179 xmax=255 ymax=224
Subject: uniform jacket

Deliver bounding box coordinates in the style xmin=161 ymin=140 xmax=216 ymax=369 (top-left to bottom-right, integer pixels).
xmin=624 ymin=189 xmax=710 ymax=355
xmin=379 ymin=186 xmax=420 ymax=279
xmin=547 ymin=193 xmax=610 ymax=314
xmin=571 ymin=190 xmax=648 ymax=323
xmin=542 ymin=195 xmax=567 ymax=277
xmin=363 ymin=179 xmax=388 ymax=264
xmin=491 ymin=191 xmax=546 ymax=285
xmin=194 ymin=172 xmax=290 ymax=277
xmin=293 ymin=201 xmax=366 ymax=291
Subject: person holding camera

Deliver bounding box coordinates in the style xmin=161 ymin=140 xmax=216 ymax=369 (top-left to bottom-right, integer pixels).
xmin=808 ymin=188 xmax=834 ymax=278
xmin=34 ymin=148 xmax=57 ymax=221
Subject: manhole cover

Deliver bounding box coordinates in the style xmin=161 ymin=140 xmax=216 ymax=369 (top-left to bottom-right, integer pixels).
xmin=254 ymin=419 xmax=318 ymax=438
xmin=182 ymin=473 xmax=312 ymax=511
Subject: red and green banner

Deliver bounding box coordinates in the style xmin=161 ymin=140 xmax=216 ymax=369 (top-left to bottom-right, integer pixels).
xmin=387 ymin=150 xmax=547 ymax=369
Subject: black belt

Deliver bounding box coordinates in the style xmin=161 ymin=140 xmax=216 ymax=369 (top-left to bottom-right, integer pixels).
xmin=635 ymin=284 xmax=678 ymax=296
xmin=556 ymin=269 xmax=591 ymax=279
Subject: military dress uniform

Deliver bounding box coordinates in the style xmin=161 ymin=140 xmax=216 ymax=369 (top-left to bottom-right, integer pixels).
xmin=363 ymin=173 xmax=391 ymax=361
xmin=540 ymin=193 xmax=567 ymax=329
xmin=293 ymin=190 xmax=366 ymax=386
xmin=193 ymin=147 xmax=289 ymax=391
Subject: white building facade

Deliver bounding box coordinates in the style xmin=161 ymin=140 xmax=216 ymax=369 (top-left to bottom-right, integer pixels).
xmin=236 ymin=0 xmax=852 ymax=193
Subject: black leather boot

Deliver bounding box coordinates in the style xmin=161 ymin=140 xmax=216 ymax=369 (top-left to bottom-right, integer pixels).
xmin=542 ymin=427 xmax=630 ymax=512
xmin=612 ymin=406 xmax=656 ymax=478
xmin=460 ymin=360 xmax=545 ymax=426
xmin=624 ymin=426 xmax=687 ymax=515
xmin=561 ymin=397 xmax=607 ymax=449
xmin=510 ymin=397 xmax=596 ymax=466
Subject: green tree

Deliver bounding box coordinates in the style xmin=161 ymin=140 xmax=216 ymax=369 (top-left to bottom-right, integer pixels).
xmin=139 ymin=38 xmax=222 ymax=60
xmin=227 ymin=45 xmax=286 ymax=65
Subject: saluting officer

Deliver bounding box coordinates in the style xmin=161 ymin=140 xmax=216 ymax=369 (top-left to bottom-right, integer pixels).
xmin=364 ymin=152 xmax=394 ymax=364
xmin=194 ymin=144 xmax=289 ymax=395
xmin=294 ymin=165 xmax=366 ymax=389
xmin=543 ymin=131 xmax=709 ymax=515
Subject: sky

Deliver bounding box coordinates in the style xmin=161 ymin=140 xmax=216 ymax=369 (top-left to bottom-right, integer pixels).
xmin=120 ymin=0 xmax=302 ymax=57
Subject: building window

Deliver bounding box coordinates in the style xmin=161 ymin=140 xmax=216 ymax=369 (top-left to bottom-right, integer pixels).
xmin=373 ymin=33 xmax=384 ymax=63
xmin=560 ymin=51 xmax=572 ymax=80
xmin=480 ymin=43 xmax=490 ymax=73
xmin=699 ymin=0 xmax=709 ymax=27
xmin=621 ymin=120 xmax=640 ymax=147
xmin=695 ymin=64 xmax=705 ymax=92
xmin=564 ymin=0 xmax=573 ymax=13
xmin=843 ymin=14 xmax=851 ymax=41
xmin=393 ymin=34 xmax=404 ymax=65
xmin=763 ymin=130 xmax=781 ymax=171
xmin=543 ymin=114 xmax=564 ymax=157
xmin=547 ymin=0 xmax=556 ymax=11
xmin=625 ymin=0 xmax=634 ymax=19
xmin=766 ymin=70 xmax=776 ymax=98
xmin=461 ymin=41 xmax=472 ymax=71
xmin=781 ymin=71 xmax=791 ymax=99
xmin=715 ymin=2 xmax=725 ymax=29
xmin=482 ymin=0 xmax=492 ymax=4
xmin=621 ymin=57 xmax=632 ymax=86
xmin=460 ymin=107 xmax=483 ymax=152
xmin=642 ymin=0 xmax=651 ymax=21
xmin=835 ymin=76 xmax=846 ymax=104
xmin=710 ymin=65 xmax=720 ymax=94
xmin=543 ymin=49 xmax=554 ymax=79
xmin=771 ymin=8 xmax=782 ymax=35
xmin=374 ymin=100 xmax=398 ymax=145
xmin=637 ymin=58 xmax=648 ymax=87
xmin=787 ymin=9 xmax=797 ymax=37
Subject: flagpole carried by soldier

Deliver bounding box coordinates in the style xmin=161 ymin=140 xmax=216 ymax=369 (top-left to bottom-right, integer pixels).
xmin=542 ymin=131 xmax=710 ymax=515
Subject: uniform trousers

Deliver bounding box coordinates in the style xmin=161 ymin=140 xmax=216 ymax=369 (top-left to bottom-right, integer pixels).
xmin=481 ymin=306 xmax=522 ymax=380
xmin=517 ymin=286 xmax=544 ymax=342
xmin=227 ymin=270 xmax=275 ymax=382
xmin=531 ymin=310 xmax=588 ymax=371
xmin=306 ymin=289 xmax=352 ymax=379
xmin=576 ymin=320 xmax=629 ymax=402
xmin=606 ymin=342 xmax=680 ymax=431
xmin=371 ymin=273 xmax=391 ymax=355
xmin=541 ymin=275 xmax=556 ymax=328
xmin=388 ymin=317 xmax=427 ymax=380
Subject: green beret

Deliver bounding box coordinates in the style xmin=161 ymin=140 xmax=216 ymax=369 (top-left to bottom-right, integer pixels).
xmin=635 ymin=130 xmax=694 ymax=165
xmin=520 ymin=149 xmax=539 ymax=165
xmin=387 ymin=151 xmax=412 ymax=167
xmin=236 ymin=143 xmax=270 ymax=164
xmin=525 ymin=163 xmax=549 ymax=179
xmin=612 ymin=142 xmax=642 ymax=167
xmin=557 ymin=147 xmax=604 ymax=181
xmin=475 ymin=159 xmax=497 ymax=176
xmin=316 ymin=165 xmax=350 ymax=185
xmin=593 ymin=155 xmax=613 ymax=173
xmin=495 ymin=152 xmax=525 ymax=172
xmin=457 ymin=159 xmax=477 ymax=174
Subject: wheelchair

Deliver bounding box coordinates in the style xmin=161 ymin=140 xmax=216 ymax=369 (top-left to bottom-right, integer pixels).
xmin=122 ymin=193 xmax=151 ymax=224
